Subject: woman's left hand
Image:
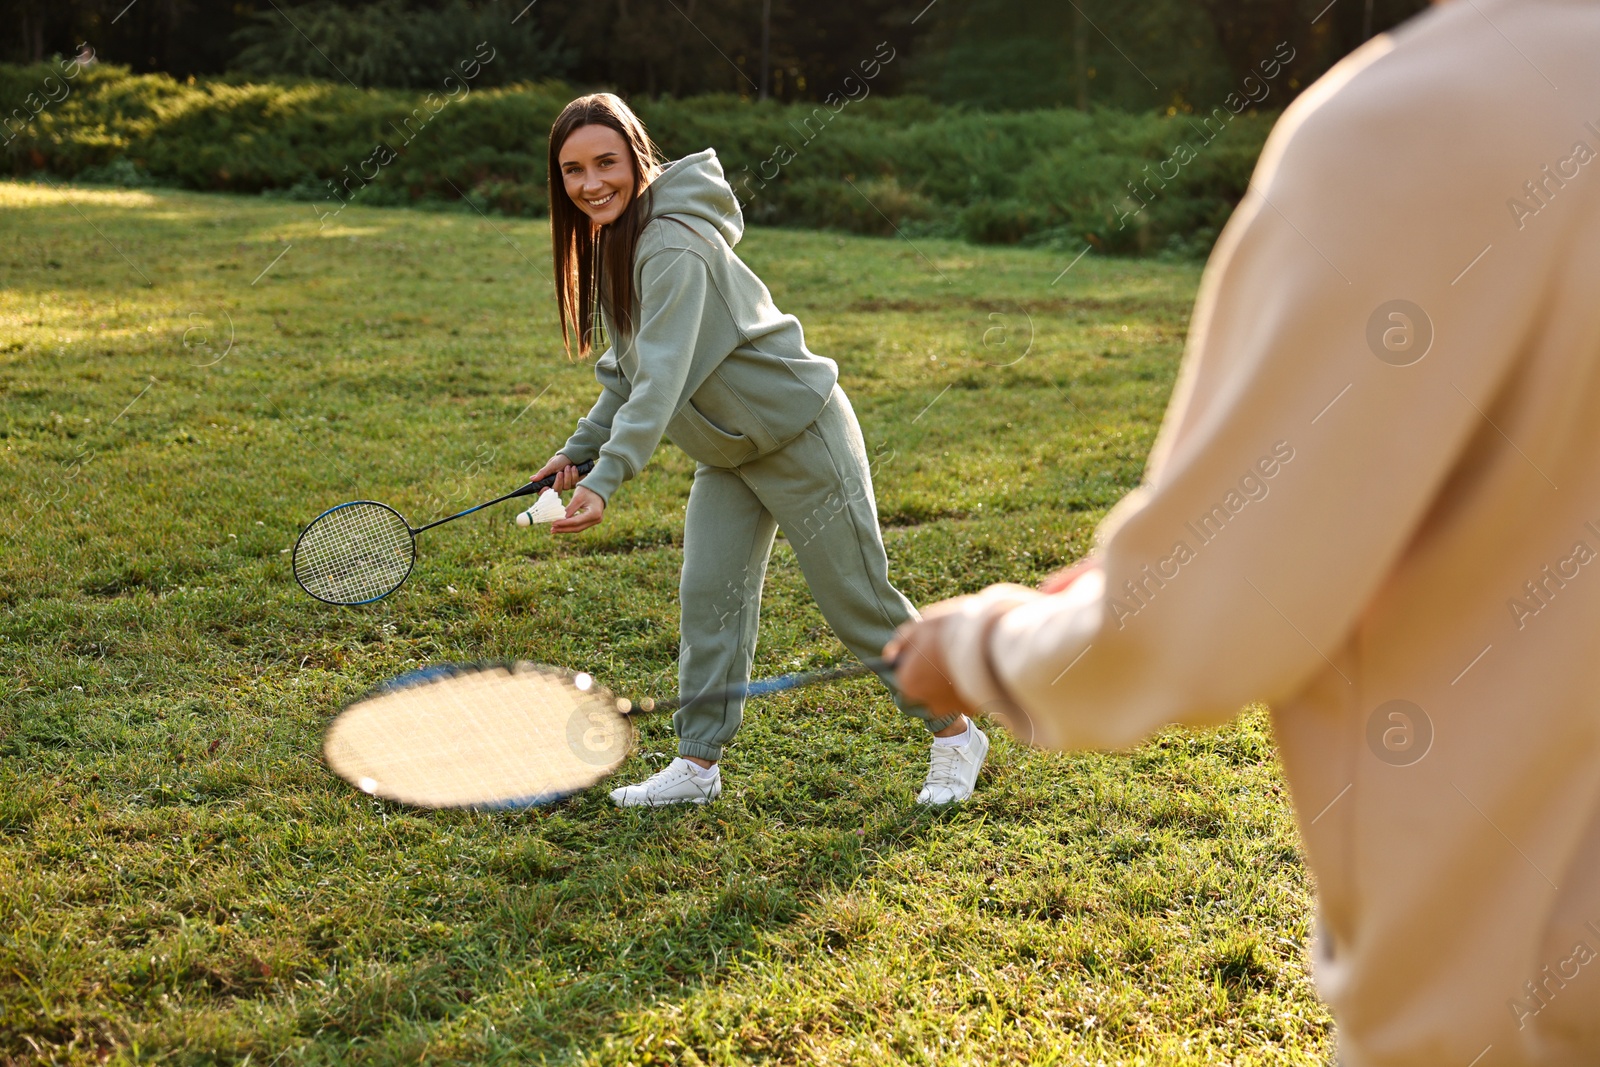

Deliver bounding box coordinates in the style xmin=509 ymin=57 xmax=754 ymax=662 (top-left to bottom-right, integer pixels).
xmin=552 ymin=486 xmax=606 ymax=533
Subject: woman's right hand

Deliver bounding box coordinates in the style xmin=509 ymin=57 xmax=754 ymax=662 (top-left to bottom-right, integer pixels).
xmin=532 ymin=453 xmax=584 ymax=493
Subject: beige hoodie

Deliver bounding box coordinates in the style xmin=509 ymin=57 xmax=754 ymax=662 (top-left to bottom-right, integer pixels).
xmin=935 ymin=3 xmax=1600 ymax=1064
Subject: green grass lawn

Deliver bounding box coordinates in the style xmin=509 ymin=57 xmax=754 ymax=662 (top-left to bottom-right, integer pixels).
xmin=0 ymin=181 xmax=1332 ymax=1065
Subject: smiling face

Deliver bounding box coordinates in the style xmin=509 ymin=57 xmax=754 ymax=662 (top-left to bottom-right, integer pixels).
xmin=559 ymin=124 xmax=637 ymax=227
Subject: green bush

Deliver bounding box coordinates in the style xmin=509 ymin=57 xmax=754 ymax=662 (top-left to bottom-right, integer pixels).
xmin=0 ymin=61 xmax=1275 ymax=255
xmin=960 ymin=198 xmax=1055 ymax=245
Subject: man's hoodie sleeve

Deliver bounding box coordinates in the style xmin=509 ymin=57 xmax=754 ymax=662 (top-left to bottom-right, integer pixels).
xmin=930 ymin=60 xmax=1525 ymax=751
xmin=578 ymin=247 xmax=710 ymax=503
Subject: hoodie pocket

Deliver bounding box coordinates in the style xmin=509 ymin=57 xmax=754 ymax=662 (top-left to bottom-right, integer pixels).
xmin=666 ymin=400 xmax=760 ymax=469
xmin=685 ymin=369 xmax=786 ymax=455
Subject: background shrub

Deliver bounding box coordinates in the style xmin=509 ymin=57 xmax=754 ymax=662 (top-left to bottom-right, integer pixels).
xmin=0 ymin=61 xmax=1275 ymax=255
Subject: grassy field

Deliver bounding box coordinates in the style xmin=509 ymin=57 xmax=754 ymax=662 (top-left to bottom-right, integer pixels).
xmin=0 ymin=181 xmax=1332 ymax=1065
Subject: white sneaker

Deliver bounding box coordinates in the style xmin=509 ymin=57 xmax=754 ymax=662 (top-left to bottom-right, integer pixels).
xmin=918 ymin=722 xmax=989 ymax=805
xmin=609 ymin=757 xmax=721 ymax=807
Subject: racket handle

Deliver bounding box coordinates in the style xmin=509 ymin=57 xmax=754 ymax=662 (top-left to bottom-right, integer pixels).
xmin=514 ymin=459 xmax=595 ymax=499
xmin=649 ymin=656 xmax=899 ymax=716
xmin=413 ymin=459 xmax=602 ymax=535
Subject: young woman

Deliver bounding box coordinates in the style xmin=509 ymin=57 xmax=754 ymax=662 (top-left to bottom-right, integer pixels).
xmin=531 ymin=93 xmax=987 ymax=807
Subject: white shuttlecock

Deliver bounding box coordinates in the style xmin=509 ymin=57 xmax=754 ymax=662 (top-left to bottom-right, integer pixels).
xmin=515 ymin=489 xmax=566 ymax=527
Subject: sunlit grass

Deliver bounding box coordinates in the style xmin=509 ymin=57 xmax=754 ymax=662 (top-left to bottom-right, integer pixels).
xmin=0 ymin=180 xmax=1331 ymax=1065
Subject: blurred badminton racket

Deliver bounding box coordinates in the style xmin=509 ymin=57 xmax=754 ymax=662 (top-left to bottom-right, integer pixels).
xmin=323 ymin=657 xmax=892 ymax=809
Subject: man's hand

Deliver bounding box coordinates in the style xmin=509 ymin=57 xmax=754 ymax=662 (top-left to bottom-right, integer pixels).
xmin=884 ymin=606 xmax=976 ymax=719
xmin=887 ymin=567 xmax=1093 ymax=726
xmin=551 ymin=485 xmax=605 ymax=533
xmin=1039 ymin=556 xmax=1098 ymax=593
xmin=531 ymin=453 xmax=585 ymax=493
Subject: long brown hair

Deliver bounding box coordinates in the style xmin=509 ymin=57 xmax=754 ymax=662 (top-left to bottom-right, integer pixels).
xmin=548 ymin=93 xmax=666 ymax=359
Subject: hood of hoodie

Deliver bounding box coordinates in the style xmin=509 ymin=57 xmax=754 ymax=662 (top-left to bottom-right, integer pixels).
xmin=641 ymin=148 xmax=743 ymax=248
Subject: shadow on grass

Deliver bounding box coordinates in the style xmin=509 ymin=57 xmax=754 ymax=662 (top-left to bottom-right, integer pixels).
xmin=273 ymin=759 xmax=958 ymax=1058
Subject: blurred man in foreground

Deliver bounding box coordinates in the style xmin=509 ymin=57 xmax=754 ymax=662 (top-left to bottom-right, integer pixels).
xmin=890 ymin=2 xmax=1600 ymax=1064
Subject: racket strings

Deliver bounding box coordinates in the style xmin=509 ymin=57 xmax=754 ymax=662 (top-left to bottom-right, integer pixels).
xmin=324 ymin=665 xmax=629 ymax=808
xmin=295 ymin=502 xmax=415 ymax=604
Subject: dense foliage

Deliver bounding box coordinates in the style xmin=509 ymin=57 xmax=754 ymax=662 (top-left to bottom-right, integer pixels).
xmin=228 ymin=0 xmax=571 ymax=89
xmin=0 ymin=0 xmax=1430 ymax=110
xmin=0 ymin=61 xmax=1274 ymax=255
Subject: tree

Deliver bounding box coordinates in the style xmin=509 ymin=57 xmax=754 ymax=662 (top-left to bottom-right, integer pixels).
xmin=517 ymin=0 xmax=915 ymax=100
xmin=0 ymin=0 xmax=245 ymax=74
xmin=0 ymin=0 xmax=1437 ymax=109
xmin=230 ymin=0 xmax=570 ymax=88
xmin=900 ymin=0 xmax=1233 ymax=113
xmin=1195 ymin=0 xmax=1430 ymax=98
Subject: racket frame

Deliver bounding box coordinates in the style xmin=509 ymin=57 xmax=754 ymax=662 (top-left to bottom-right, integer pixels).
xmin=323 ymin=655 xmax=899 ymax=810
xmin=325 ymin=660 xmax=631 ymax=810
xmin=293 ymin=460 xmax=594 ymax=606
xmin=292 ymin=499 xmax=418 ymax=607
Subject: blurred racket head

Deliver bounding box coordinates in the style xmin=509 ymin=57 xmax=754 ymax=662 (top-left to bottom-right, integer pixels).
xmin=324 ymin=661 xmax=634 ymax=809
xmin=294 ymin=500 xmax=416 ymax=605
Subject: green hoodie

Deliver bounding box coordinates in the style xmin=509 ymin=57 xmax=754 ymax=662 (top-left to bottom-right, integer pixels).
xmin=559 ymin=148 xmax=839 ymax=503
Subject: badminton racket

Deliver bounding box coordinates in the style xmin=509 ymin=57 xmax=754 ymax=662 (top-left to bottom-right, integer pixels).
xmin=293 ymin=461 xmax=594 ymax=606
xmin=323 ymin=657 xmax=892 ymax=809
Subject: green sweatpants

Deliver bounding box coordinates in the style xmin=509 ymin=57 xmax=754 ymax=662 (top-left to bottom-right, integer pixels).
xmin=674 ymin=385 xmax=956 ymax=762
